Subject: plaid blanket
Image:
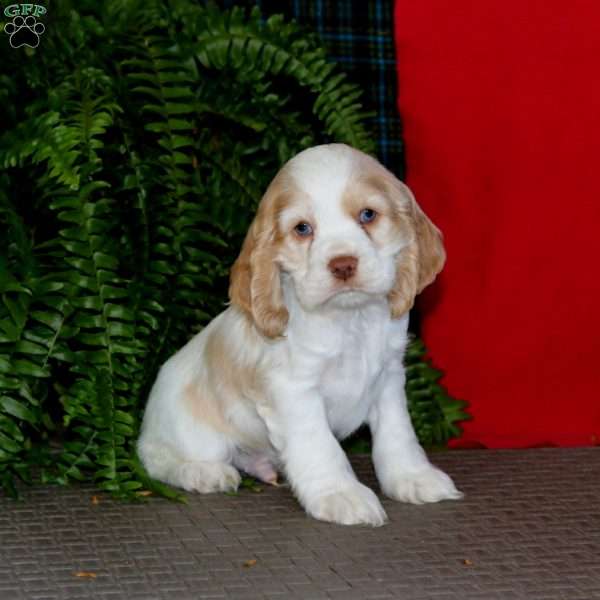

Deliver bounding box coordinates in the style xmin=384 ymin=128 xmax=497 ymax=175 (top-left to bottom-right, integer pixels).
xmin=225 ymin=0 xmax=405 ymax=178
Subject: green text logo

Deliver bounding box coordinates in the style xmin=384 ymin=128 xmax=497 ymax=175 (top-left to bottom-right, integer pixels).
xmin=4 ymin=4 xmax=47 ymax=17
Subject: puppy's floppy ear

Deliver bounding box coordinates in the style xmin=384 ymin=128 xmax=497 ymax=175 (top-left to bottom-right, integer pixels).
xmin=228 ymin=179 xmax=289 ymax=338
xmin=387 ymin=179 xmax=446 ymax=319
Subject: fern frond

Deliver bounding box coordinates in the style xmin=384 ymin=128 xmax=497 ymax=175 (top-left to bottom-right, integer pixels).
xmin=192 ymin=5 xmax=375 ymax=154
xmin=0 ymin=188 xmax=72 ymax=495
xmin=46 ymin=180 xmax=144 ymax=496
xmin=405 ymin=339 xmax=470 ymax=447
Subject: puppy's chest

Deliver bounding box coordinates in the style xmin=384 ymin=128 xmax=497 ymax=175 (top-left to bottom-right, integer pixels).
xmin=318 ymin=325 xmax=387 ymax=437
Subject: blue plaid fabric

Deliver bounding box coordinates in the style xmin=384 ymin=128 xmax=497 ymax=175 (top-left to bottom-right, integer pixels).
xmin=224 ymin=0 xmax=405 ymax=178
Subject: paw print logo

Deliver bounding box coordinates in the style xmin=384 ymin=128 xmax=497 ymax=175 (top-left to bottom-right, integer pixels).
xmin=4 ymin=15 xmax=45 ymax=48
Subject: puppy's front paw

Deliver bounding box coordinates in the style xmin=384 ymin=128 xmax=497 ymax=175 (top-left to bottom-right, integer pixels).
xmin=383 ymin=466 xmax=463 ymax=504
xmin=306 ymin=482 xmax=388 ymax=526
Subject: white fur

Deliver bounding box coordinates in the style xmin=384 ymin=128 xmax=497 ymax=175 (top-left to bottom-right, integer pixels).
xmin=137 ymin=144 xmax=462 ymax=526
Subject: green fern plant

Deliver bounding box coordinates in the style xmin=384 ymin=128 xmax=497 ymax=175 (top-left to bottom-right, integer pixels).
xmin=0 ymin=0 xmax=467 ymax=499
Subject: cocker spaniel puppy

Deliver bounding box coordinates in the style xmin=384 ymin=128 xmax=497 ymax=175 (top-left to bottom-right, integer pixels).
xmin=138 ymin=144 xmax=462 ymax=526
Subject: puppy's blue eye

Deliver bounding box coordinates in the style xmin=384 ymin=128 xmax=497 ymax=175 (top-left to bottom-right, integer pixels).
xmin=359 ymin=208 xmax=377 ymax=224
xmin=294 ymin=222 xmax=313 ymax=236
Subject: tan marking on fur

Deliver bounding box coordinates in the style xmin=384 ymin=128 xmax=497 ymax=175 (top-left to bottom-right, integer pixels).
xmin=343 ymin=152 xmax=445 ymax=318
xmin=388 ymin=246 xmax=420 ymax=319
xmin=184 ymin=314 xmax=268 ymax=447
xmin=183 ymin=382 xmax=233 ymax=436
xmin=341 ymin=174 xmax=413 ymax=245
xmin=229 ymin=173 xmax=296 ymax=338
xmin=411 ymin=198 xmax=446 ymax=293
xmin=389 ymin=182 xmax=445 ymax=316
xmin=204 ymin=318 xmax=264 ymax=402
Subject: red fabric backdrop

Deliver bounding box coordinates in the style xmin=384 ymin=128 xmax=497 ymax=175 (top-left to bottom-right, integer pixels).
xmin=394 ymin=0 xmax=600 ymax=447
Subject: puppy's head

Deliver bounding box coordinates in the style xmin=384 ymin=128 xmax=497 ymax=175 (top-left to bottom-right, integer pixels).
xmin=229 ymin=144 xmax=445 ymax=337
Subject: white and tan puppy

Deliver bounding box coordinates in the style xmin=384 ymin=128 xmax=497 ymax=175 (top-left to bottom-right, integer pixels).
xmin=137 ymin=143 xmax=462 ymax=526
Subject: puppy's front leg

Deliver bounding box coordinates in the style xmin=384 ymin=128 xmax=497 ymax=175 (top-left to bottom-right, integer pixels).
xmin=369 ymin=366 xmax=463 ymax=504
xmin=264 ymin=381 xmax=387 ymax=526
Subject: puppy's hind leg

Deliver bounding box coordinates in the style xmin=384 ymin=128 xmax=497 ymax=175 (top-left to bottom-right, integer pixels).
xmin=137 ymin=338 xmax=242 ymax=494
xmin=138 ymin=439 xmax=241 ymax=493
xmin=138 ymin=392 xmax=242 ymax=494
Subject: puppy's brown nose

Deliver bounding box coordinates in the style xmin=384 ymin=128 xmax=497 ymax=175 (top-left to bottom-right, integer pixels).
xmin=328 ymin=255 xmax=358 ymax=281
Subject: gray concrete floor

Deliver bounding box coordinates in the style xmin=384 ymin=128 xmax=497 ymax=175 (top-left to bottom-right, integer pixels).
xmin=1 ymin=448 xmax=599 ymax=599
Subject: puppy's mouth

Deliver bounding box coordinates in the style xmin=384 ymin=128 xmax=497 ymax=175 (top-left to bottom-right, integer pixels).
xmin=323 ymin=287 xmax=373 ymax=308
xmin=322 ymin=272 xmax=393 ymax=306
